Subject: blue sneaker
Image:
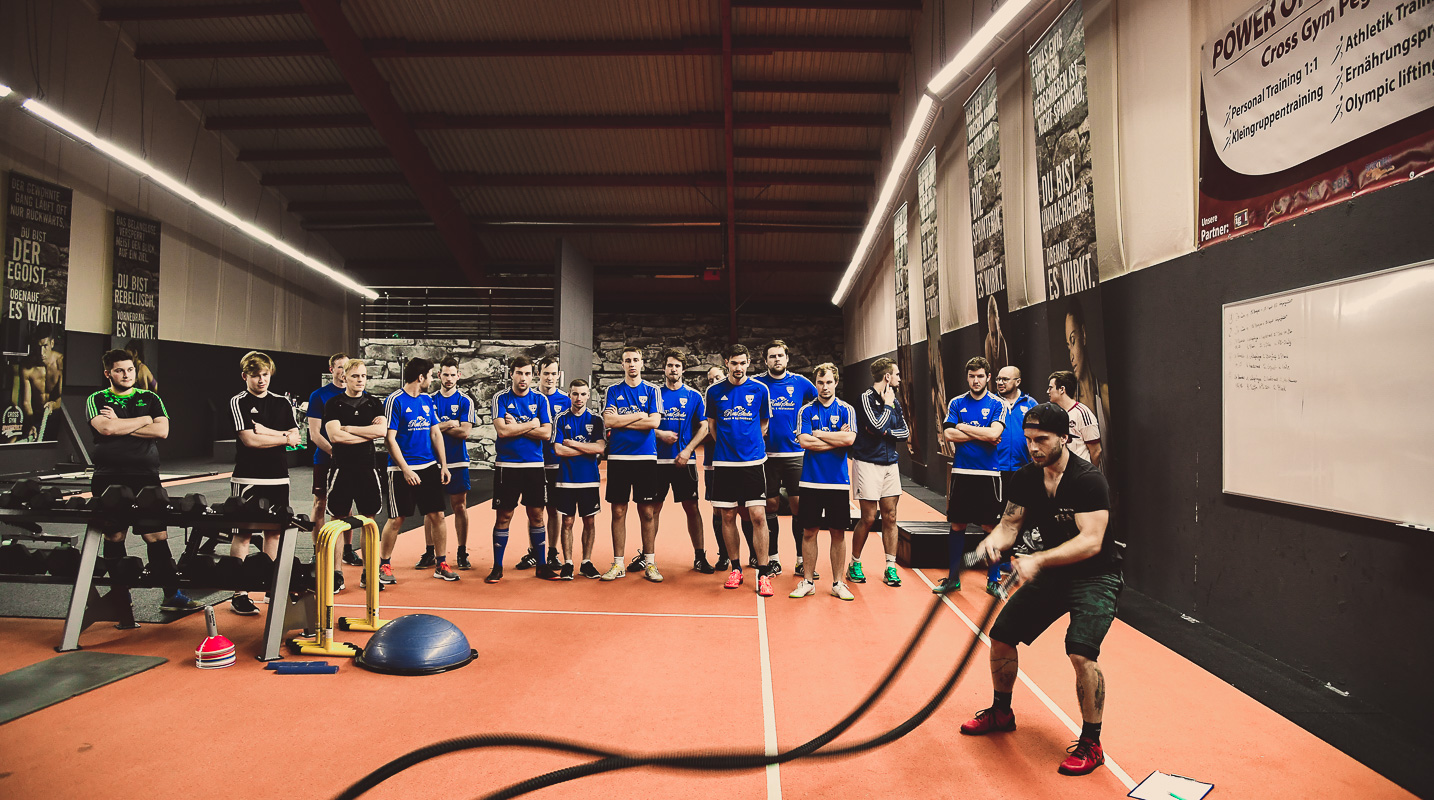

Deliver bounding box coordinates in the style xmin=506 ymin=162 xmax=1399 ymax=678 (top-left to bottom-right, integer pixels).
xmin=161 ymin=589 xmax=202 ymax=612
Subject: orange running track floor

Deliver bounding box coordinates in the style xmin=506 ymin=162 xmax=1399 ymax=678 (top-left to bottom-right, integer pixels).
xmin=0 ymin=484 xmax=1415 ymax=800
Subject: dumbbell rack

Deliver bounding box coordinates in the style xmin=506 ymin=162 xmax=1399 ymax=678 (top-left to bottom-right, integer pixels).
xmin=0 ymin=506 xmax=312 ymax=661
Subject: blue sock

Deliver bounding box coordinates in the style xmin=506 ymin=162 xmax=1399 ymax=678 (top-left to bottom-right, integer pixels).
xmin=530 ymin=528 xmax=548 ymax=566
xmin=436 ymin=555 xmax=446 ymax=564
xmin=948 ymin=530 xmax=964 ymax=579
xmin=381 ymin=557 xmax=391 ymax=567
xmin=987 ymin=562 xmax=1003 ymax=583
xmin=493 ymin=528 xmax=509 ymax=565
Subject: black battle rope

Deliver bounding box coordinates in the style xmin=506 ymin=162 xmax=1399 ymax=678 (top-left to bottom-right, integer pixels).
xmin=334 ymin=594 xmax=998 ymax=800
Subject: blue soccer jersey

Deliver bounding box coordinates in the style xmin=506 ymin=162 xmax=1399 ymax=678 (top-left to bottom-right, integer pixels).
xmin=705 ymin=378 xmax=771 ymax=467
xmin=492 ymin=388 xmax=551 ymax=466
xmin=307 ymin=382 xmax=345 ymax=465
xmin=554 ymin=409 xmax=604 ymax=488
xmin=996 ymin=393 xmax=1040 ymax=471
xmin=657 ymin=384 xmax=705 ymax=464
xmin=756 ymin=372 xmax=818 ymax=457
xmin=945 ymin=392 xmax=1007 ymax=475
xmin=384 ymin=390 xmax=439 ymax=471
xmin=603 ymin=380 xmax=663 ymax=460
xmin=541 ymin=389 xmax=572 ymax=467
xmin=431 ymin=388 xmax=476 ymax=468
xmin=798 ymin=398 xmax=856 ymax=489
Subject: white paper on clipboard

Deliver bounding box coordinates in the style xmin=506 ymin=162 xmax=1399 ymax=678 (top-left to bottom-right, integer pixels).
xmin=1129 ymin=770 xmax=1213 ymax=800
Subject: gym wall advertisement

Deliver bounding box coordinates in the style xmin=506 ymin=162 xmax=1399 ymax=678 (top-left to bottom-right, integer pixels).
xmin=964 ymin=69 xmax=1016 ymax=377
xmin=1197 ymin=0 xmax=1434 ymax=247
xmin=2 ymin=172 xmax=71 ymax=446
xmin=111 ymin=212 xmax=162 ymax=395
xmin=892 ymin=201 xmax=921 ymax=466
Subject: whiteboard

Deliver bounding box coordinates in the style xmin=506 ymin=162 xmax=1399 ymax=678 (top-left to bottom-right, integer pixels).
xmin=1222 ymin=260 xmax=1434 ymax=528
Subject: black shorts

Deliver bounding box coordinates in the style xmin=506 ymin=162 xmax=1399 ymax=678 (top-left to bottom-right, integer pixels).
xmin=553 ymin=487 xmax=601 ymax=518
xmin=312 ymin=463 xmax=330 ymax=498
xmin=606 ymin=459 xmax=663 ymax=504
xmin=796 ymin=487 xmax=852 ymax=531
xmin=655 ymin=463 xmax=699 ymax=503
xmin=988 ymin=571 xmax=1123 ymax=660
xmin=710 ymin=465 xmax=766 ymax=509
xmin=91 ymin=472 xmax=163 ymax=535
xmin=493 ymin=466 xmax=547 ymax=511
xmin=231 ymin=482 xmax=292 ymax=530
xmin=764 ymin=456 xmax=803 ymax=498
xmin=385 ymin=464 xmax=446 ymax=518
xmin=325 ymin=466 xmax=383 ymax=518
xmin=947 ymin=473 xmax=1003 ymax=527
xmin=545 ymin=466 xmax=558 ymax=493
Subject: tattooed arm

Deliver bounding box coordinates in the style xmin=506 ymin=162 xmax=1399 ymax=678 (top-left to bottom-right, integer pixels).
xmin=977 ymin=501 xmax=1023 ymax=564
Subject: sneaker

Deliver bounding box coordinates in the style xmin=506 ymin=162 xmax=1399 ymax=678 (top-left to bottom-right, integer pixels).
xmin=846 ymin=562 xmax=866 ymax=583
xmin=794 ymin=559 xmax=805 ymax=579
xmin=1057 ymin=738 xmax=1104 ymax=776
xmin=455 ymin=552 xmax=473 ymax=570
xmin=985 ymin=580 xmax=1002 ymax=597
xmin=548 ymin=548 xmax=560 ymax=566
xmin=693 ymin=555 xmax=715 ymax=574
xmin=230 ymin=594 xmax=260 ymax=615
xmin=515 ymin=551 xmax=537 ymax=570
xmin=359 ymin=569 xmax=367 ymax=589
xmin=959 ymin=706 xmax=1016 ymax=736
xmin=485 ymin=566 xmax=503 ymax=583
xmin=560 ymin=563 xmax=574 ymax=580
xmin=644 ymin=563 xmax=664 ymax=583
xmin=333 ymin=571 xmax=346 ymax=592
xmin=434 ymin=563 xmax=459 ymax=581
xmin=628 ymin=554 xmax=647 ymax=573
xmin=536 ymin=563 xmax=562 ymax=581
xmin=789 ymin=580 xmax=816 ymax=599
xmin=723 ymin=568 xmax=744 ymax=589
xmin=378 ymin=563 xmax=397 ymax=585
xmin=767 ymin=560 xmax=782 ymax=577
xmin=342 ymin=548 xmax=364 ymax=567
xmin=600 ymin=563 xmax=626 ymax=581
xmin=932 ymin=576 xmax=961 ymax=594
xmin=883 ymin=566 xmax=902 ymax=587
xmin=748 ymin=556 xmax=759 ymax=569
xmin=414 ymin=552 xmax=435 ymax=570
xmin=830 ymin=582 xmax=855 ymax=601
xmin=714 ymin=556 xmax=731 ymax=572
xmin=756 ymin=574 xmax=774 ymax=597
xmin=579 ymin=561 xmax=601 ymax=579
xmin=160 ymin=589 xmax=202 ymax=612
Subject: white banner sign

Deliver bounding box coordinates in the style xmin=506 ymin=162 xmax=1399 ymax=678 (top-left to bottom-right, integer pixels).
xmin=1203 ymin=0 xmax=1434 ymax=176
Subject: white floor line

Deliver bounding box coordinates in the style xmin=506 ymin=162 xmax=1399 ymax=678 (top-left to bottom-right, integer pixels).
xmin=332 ymin=602 xmax=755 ymax=620
xmin=912 ymin=569 xmax=1137 ymax=790
xmin=756 ymin=596 xmax=783 ymax=800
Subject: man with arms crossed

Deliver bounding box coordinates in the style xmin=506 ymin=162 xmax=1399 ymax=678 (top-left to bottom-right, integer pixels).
xmin=755 ymin=340 xmax=817 ymax=578
xmin=706 ymin=344 xmax=775 ymax=597
xmin=653 ymin=349 xmax=713 ymax=574
xmin=960 ymin=403 xmax=1123 ymax=777
xmin=790 ymin=363 xmax=857 ymax=601
xmin=378 ymin=358 xmax=454 ymax=584
xmin=87 ymin=349 xmax=199 ymax=611
xmin=227 ymin=351 xmax=299 ymax=615
xmin=933 ymin=357 xmax=1007 ymax=595
xmin=489 ymin=356 xmax=557 ymax=582
xmin=848 ymin=358 xmax=910 ymax=588
xmin=519 ymin=356 xmax=570 ymax=571
xmin=307 ymin=353 xmax=361 ymax=568
xmin=1047 ymin=370 xmax=1101 ymax=469
xmin=702 ymin=364 xmax=739 ymax=571
xmin=552 ymin=379 xmax=605 ymax=579
xmin=990 ymin=365 xmax=1039 ymax=594
xmin=432 ymin=358 xmax=476 ymax=570
xmin=602 ymin=347 xmax=664 ymax=581
xmin=322 ymin=360 xmax=386 ymax=588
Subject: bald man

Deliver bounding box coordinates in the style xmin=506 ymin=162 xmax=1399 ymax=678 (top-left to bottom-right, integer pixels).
xmin=990 ymin=365 xmax=1038 ymax=593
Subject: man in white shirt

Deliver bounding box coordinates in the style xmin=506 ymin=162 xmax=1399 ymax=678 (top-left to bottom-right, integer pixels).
xmin=1047 ymin=370 xmax=1101 ymax=468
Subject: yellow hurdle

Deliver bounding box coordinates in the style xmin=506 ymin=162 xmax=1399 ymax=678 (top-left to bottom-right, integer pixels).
xmin=288 ymin=517 xmax=382 ymax=657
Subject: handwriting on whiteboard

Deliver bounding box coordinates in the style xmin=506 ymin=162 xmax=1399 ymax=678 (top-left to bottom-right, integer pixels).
xmin=1228 ymin=297 xmax=1300 ymax=392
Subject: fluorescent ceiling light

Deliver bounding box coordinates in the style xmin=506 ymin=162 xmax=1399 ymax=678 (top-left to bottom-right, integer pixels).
xmin=0 ymin=84 xmax=12 ymax=99
xmin=16 ymin=96 xmax=378 ymax=300
xmin=831 ymin=0 xmax=1039 ymax=307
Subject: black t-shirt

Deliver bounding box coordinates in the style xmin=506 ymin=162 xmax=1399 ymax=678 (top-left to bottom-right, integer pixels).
xmin=230 ymin=390 xmax=297 ymax=482
xmin=86 ymin=387 xmax=167 ymax=475
xmin=1008 ymin=453 xmax=1121 ymax=578
xmin=322 ymin=392 xmax=385 ymax=469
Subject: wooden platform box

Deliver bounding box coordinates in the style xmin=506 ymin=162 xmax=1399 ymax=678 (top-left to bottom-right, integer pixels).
xmin=896 ymin=521 xmax=951 ymax=569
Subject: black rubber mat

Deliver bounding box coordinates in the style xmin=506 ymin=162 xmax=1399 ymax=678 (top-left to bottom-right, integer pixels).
xmin=0 ymin=651 xmax=167 ymax=725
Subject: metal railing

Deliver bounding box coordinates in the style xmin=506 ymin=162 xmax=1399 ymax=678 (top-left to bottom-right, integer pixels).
xmin=361 ymin=284 xmax=555 ymax=340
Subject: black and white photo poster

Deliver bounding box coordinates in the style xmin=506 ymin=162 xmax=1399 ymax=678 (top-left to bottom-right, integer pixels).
xmin=917 ymin=148 xmax=952 ymax=460
xmin=2 ymin=172 xmax=71 ymax=444
xmin=112 ymin=212 xmax=160 ymax=341
xmin=965 ymin=70 xmax=1012 ymax=375
xmin=893 ymin=202 xmax=921 ymax=465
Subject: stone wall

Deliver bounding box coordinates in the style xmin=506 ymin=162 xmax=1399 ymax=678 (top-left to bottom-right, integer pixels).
xmin=591 ymin=311 xmax=845 ymax=403
xmin=358 ymin=338 xmax=558 ymax=467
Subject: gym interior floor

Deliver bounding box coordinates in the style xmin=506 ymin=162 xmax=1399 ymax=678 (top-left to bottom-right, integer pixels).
xmin=0 ymin=465 xmax=1419 ymax=800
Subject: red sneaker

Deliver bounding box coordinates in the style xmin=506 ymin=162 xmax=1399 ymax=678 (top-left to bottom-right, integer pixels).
xmin=756 ymin=575 xmax=773 ymax=597
xmin=959 ymin=706 xmax=1016 ymax=735
xmin=723 ymin=569 xmax=744 ymax=589
xmin=1057 ymin=737 xmax=1104 ymax=776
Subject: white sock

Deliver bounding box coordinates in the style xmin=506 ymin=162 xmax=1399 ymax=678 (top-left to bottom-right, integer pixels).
xmin=643 ymin=552 xmax=654 ymax=564
xmin=565 ymin=559 xmax=573 ymax=565
xmin=581 ymin=559 xmax=591 ymax=565
xmin=613 ymin=557 xmax=622 ymax=566
xmin=886 ymin=554 xmax=897 ymax=566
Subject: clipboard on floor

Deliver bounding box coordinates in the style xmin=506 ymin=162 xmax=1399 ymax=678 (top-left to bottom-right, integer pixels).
xmin=1129 ymin=770 xmax=1213 ymax=800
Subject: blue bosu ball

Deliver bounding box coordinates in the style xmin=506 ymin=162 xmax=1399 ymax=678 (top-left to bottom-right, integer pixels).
xmin=355 ymin=614 xmax=477 ymax=675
